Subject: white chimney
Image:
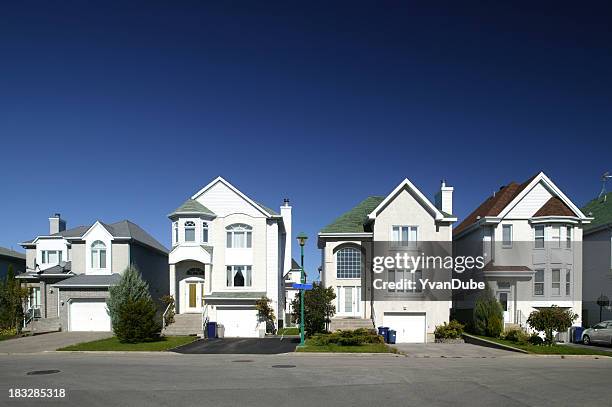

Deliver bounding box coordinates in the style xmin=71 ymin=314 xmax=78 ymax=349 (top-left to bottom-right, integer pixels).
xmin=435 ymin=180 xmax=453 ymax=215
xmin=280 ymin=198 xmax=292 ymax=277
xmin=49 ymin=213 xmax=66 ymax=235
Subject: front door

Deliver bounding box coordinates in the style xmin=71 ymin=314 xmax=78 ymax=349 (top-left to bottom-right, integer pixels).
xmin=337 ymin=286 xmax=361 ymax=317
xmin=497 ymin=291 xmax=512 ymax=324
xmin=184 ymin=281 xmax=204 ymax=313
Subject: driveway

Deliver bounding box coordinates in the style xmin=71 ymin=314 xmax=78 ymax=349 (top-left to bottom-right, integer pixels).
xmin=0 ymin=332 xmax=112 ymax=354
xmin=391 ymin=342 xmax=518 ymax=358
xmin=173 ymin=337 xmax=299 ymax=354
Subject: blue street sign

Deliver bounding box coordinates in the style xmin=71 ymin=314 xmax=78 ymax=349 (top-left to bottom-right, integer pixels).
xmin=293 ymin=283 xmax=313 ymax=290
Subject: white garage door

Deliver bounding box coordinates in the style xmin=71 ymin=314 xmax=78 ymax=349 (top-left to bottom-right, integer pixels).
xmin=69 ymin=300 xmax=111 ymax=332
xmin=216 ymin=308 xmax=259 ymax=338
xmin=383 ymin=312 xmax=426 ymax=343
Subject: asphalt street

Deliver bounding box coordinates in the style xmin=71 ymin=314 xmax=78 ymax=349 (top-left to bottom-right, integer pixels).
xmin=1 ymin=352 xmax=611 ymax=407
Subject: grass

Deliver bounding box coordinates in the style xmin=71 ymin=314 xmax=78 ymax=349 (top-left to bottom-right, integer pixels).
xmin=277 ymin=327 xmax=299 ymax=335
xmin=58 ymin=336 xmax=196 ymax=351
xmin=475 ymin=335 xmax=612 ymax=356
xmin=296 ymin=339 xmax=393 ymax=353
xmin=0 ymin=334 xmax=18 ymax=342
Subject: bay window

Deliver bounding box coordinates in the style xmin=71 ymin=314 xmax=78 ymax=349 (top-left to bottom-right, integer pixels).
xmin=202 ymin=222 xmax=209 ymax=243
xmin=551 ymin=226 xmax=561 ymax=248
xmin=566 ymin=226 xmax=572 ymax=249
xmin=184 ymin=221 xmax=196 ymax=242
xmin=534 ymin=226 xmax=544 ymax=249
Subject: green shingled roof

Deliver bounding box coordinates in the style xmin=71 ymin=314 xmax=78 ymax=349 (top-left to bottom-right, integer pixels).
xmin=169 ymin=199 xmax=215 ymax=217
xmin=320 ymin=196 xmax=385 ymax=233
xmin=582 ymin=192 xmax=612 ymax=232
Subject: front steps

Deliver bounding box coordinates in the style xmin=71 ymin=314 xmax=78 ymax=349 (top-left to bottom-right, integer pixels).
xmin=162 ymin=313 xmax=203 ymax=336
xmin=330 ymin=318 xmax=374 ymax=331
xmin=24 ymin=317 xmax=61 ymax=334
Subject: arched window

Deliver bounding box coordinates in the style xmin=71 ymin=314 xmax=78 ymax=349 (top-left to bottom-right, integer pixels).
xmin=186 ymin=268 xmax=205 ymax=276
xmin=336 ymin=247 xmax=361 ymax=279
xmin=202 ymin=222 xmax=209 ymax=243
xmin=184 ymin=221 xmax=196 ymax=242
xmin=91 ymin=240 xmax=107 ymax=269
xmin=226 ymin=224 xmax=252 ymax=248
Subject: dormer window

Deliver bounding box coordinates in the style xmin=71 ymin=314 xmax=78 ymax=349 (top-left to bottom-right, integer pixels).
xmin=226 ymin=224 xmax=252 ymax=248
xmin=202 ymin=222 xmax=209 ymax=243
xmin=184 ymin=221 xmax=196 ymax=242
xmin=91 ymin=240 xmax=107 ymax=269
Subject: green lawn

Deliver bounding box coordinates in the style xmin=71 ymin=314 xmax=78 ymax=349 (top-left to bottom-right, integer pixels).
xmin=277 ymin=327 xmax=299 ymax=335
xmin=58 ymin=336 xmax=196 ymax=351
xmin=0 ymin=334 xmax=18 ymax=342
xmin=296 ymin=340 xmax=393 ymax=353
xmin=475 ymin=335 xmax=612 ymax=356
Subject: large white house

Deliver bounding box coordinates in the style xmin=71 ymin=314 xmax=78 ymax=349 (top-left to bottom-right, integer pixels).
xmin=318 ymin=178 xmax=456 ymax=343
xmin=453 ymin=172 xmax=591 ymax=335
xmin=166 ymin=177 xmax=292 ymax=337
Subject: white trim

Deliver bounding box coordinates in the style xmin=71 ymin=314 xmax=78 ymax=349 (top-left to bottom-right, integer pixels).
xmin=529 ymin=216 xmax=581 ymax=224
xmin=318 ymin=232 xmax=373 ymax=238
xmin=367 ymin=178 xmax=446 ymax=221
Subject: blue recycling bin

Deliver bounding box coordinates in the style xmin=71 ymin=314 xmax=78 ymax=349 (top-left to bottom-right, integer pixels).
xmin=378 ymin=326 xmax=389 ymax=343
xmin=573 ymin=327 xmax=584 ymax=343
xmin=207 ymin=321 xmax=217 ymax=339
xmin=387 ymin=329 xmax=397 ymax=344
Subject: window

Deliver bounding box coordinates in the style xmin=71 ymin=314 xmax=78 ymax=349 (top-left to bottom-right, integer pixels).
xmin=184 ymin=221 xmax=196 ymax=242
xmin=226 ymin=265 xmax=252 ymax=287
xmin=502 ymin=225 xmax=512 ymax=248
xmin=387 ymin=269 xmax=422 ymax=293
xmin=534 ymin=269 xmax=544 ymax=296
xmin=186 ymin=268 xmax=205 ymax=276
xmin=41 ymin=250 xmax=62 ymax=264
xmin=551 ymin=226 xmax=561 ymax=248
xmin=202 ymin=222 xmax=209 ymax=243
xmin=565 ymin=269 xmax=571 ymax=296
xmin=392 ymin=226 xmax=418 ymax=247
xmin=336 ymin=247 xmax=361 ymax=279
xmin=551 ymin=268 xmax=561 ymax=296
xmin=566 ymin=226 xmax=572 ymax=249
xmin=226 ymin=224 xmax=252 ymax=248
xmin=91 ymin=240 xmax=107 ymax=269
xmin=534 ymin=226 xmax=544 ymax=249
xmin=173 ymin=222 xmax=178 ymax=244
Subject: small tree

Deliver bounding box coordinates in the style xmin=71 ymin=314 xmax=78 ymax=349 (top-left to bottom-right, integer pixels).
xmin=0 ymin=265 xmax=28 ymax=333
xmin=255 ymin=296 xmax=276 ymax=334
xmin=473 ymin=288 xmax=504 ymax=337
xmin=290 ymin=282 xmax=336 ymax=336
xmin=527 ymin=305 xmax=578 ymax=345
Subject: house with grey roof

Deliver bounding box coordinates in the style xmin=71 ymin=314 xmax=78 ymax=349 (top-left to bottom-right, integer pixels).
xmin=0 ymin=246 xmax=26 ymax=279
xmin=18 ymin=214 xmax=168 ymax=333
xmin=164 ymin=176 xmax=292 ymax=337
xmin=317 ymin=178 xmax=456 ymax=343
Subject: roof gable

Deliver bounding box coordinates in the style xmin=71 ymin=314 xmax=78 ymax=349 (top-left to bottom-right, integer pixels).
xmin=533 ymin=197 xmax=575 ymax=217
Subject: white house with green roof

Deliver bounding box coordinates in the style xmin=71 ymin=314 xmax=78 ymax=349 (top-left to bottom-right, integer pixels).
xmin=166 ymin=176 xmax=292 ymax=338
xmin=318 ymin=179 xmax=456 ymax=343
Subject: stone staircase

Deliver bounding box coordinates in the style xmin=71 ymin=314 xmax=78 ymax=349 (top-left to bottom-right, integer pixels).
xmin=330 ymin=318 xmax=374 ymax=331
xmin=162 ymin=313 xmax=203 ymax=336
xmin=24 ymin=318 xmax=61 ymax=334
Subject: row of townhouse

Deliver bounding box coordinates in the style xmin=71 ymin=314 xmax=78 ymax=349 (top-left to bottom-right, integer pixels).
xmin=14 ymin=174 xmax=612 ymax=342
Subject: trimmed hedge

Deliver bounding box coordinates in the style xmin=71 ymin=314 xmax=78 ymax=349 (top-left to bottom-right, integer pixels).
xmin=310 ymin=329 xmax=384 ymax=346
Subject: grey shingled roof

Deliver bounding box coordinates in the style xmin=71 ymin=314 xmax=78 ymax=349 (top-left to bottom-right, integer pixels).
xmin=53 ymin=273 xmax=121 ymax=287
xmin=40 ymin=261 xmax=72 ymax=275
xmin=206 ymin=292 xmax=267 ymax=299
xmin=254 ymin=201 xmax=279 ymax=216
xmin=169 ymin=199 xmax=215 ymax=217
xmin=0 ymin=247 xmax=26 ymax=260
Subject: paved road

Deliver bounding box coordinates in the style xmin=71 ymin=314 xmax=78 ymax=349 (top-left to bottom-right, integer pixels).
xmin=1 ymin=352 xmax=611 ymax=406
xmin=173 ymin=337 xmax=299 ymax=354
xmin=0 ymin=332 xmax=112 ymax=354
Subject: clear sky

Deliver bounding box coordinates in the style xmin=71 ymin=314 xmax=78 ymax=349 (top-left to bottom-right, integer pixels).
xmin=1 ymin=1 xmax=611 ymax=276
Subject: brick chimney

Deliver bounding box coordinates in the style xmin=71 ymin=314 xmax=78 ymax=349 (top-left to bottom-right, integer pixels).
xmin=49 ymin=213 xmax=66 ymax=235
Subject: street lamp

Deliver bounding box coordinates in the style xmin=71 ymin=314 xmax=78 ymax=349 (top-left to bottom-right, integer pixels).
xmin=297 ymin=232 xmax=308 ymax=346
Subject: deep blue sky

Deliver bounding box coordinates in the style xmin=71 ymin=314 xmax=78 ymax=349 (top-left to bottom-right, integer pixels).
xmin=1 ymin=1 xmax=611 ymax=275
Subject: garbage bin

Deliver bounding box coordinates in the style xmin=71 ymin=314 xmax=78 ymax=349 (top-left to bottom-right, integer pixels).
xmin=206 ymin=321 xmax=217 ymax=339
xmin=378 ymin=326 xmax=389 ymax=343
xmin=574 ymin=327 xmax=584 ymax=343
xmin=387 ymin=329 xmax=397 ymax=344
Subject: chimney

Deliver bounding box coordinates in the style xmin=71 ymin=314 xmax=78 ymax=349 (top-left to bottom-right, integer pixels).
xmin=49 ymin=213 xmax=66 ymax=235
xmin=280 ymin=198 xmax=292 ymax=277
xmin=434 ymin=180 xmax=453 ymax=215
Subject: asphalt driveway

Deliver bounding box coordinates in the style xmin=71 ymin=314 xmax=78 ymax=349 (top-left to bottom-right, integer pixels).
xmin=0 ymin=332 xmax=112 ymax=354
xmin=173 ymin=337 xmax=299 ymax=354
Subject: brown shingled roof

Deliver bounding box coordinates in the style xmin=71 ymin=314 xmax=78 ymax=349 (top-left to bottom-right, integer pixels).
xmin=453 ymin=174 xmax=537 ymax=236
xmin=533 ymin=196 xmax=575 ymax=217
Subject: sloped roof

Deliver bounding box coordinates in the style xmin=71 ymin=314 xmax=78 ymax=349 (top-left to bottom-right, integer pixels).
xmin=169 ymin=199 xmax=215 ymax=217
xmin=0 ymin=247 xmax=25 ymax=260
xmin=320 ymin=196 xmax=385 ymax=233
xmin=453 ymin=174 xmax=537 ymax=236
xmin=254 ymin=201 xmax=279 ymax=216
xmin=533 ymin=197 xmax=575 ymax=217
xmin=53 ymin=273 xmax=121 ymax=287
xmin=582 ymin=192 xmax=612 ymax=233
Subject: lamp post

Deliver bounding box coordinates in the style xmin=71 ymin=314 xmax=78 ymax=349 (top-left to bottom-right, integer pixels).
xmin=297 ymin=232 xmax=308 ymax=346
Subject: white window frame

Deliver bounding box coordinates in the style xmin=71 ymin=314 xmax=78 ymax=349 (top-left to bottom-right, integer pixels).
xmin=226 ymin=224 xmax=253 ymax=248
xmin=534 ymin=225 xmax=545 ymax=249
xmin=391 ymin=225 xmax=418 ymax=248
xmin=551 ymin=226 xmax=561 ymax=248
xmin=534 ymin=269 xmax=544 ymax=296
xmin=41 ymin=250 xmax=62 ymax=265
xmin=388 ymin=269 xmax=422 ymax=293
xmin=566 ymin=226 xmax=572 ymax=249
xmin=90 ymin=240 xmax=107 ymax=269
xmin=551 ymin=268 xmax=561 ymax=296
xmin=226 ymin=265 xmax=252 ymax=287
xmin=502 ymin=224 xmax=513 ymax=248
xmin=336 ymin=247 xmax=362 ymax=279
xmin=202 ymin=222 xmax=209 ymax=243
xmin=173 ymin=222 xmax=178 ymax=245
xmin=565 ymin=269 xmax=571 ymax=296
xmin=184 ymin=221 xmax=196 ymax=242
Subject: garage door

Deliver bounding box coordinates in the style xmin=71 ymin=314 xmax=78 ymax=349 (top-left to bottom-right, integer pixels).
xmin=69 ymin=300 xmax=111 ymax=332
xmin=383 ymin=312 xmax=426 ymax=343
xmin=216 ymin=308 xmax=259 ymax=338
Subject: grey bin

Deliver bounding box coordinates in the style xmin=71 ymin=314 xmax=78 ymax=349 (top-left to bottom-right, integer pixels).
xmin=217 ymin=324 xmax=225 ymax=338
xmin=387 ymin=329 xmax=397 ymax=344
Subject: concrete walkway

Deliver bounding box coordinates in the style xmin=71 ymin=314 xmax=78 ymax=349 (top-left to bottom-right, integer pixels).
xmin=0 ymin=332 xmax=112 ymax=354
xmin=391 ymin=342 xmax=517 ymax=358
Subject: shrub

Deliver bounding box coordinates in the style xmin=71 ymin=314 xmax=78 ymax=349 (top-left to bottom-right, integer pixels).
xmin=290 ymin=283 xmax=336 ymax=336
xmin=434 ymin=320 xmax=464 ymax=339
xmin=310 ymin=329 xmax=383 ymax=346
xmin=255 ymin=296 xmax=276 ymax=334
xmin=107 ymin=265 xmax=152 ymax=330
xmin=114 ymin=298 xmax=161 ymax=343
xmin=473 ymin=288 xmax=504 ymax=338
xmin=0 ymin=327 xmax=17 ymax=337
xmin=526 ymin=305 xmax=578 ymax=345
xmin=528 ymin=332 xmax=544 ymax=345
xmin=502 ymin=327 xmax=529 ymax=344
xmin=160 ymin=295 xmax=175 ymax=326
